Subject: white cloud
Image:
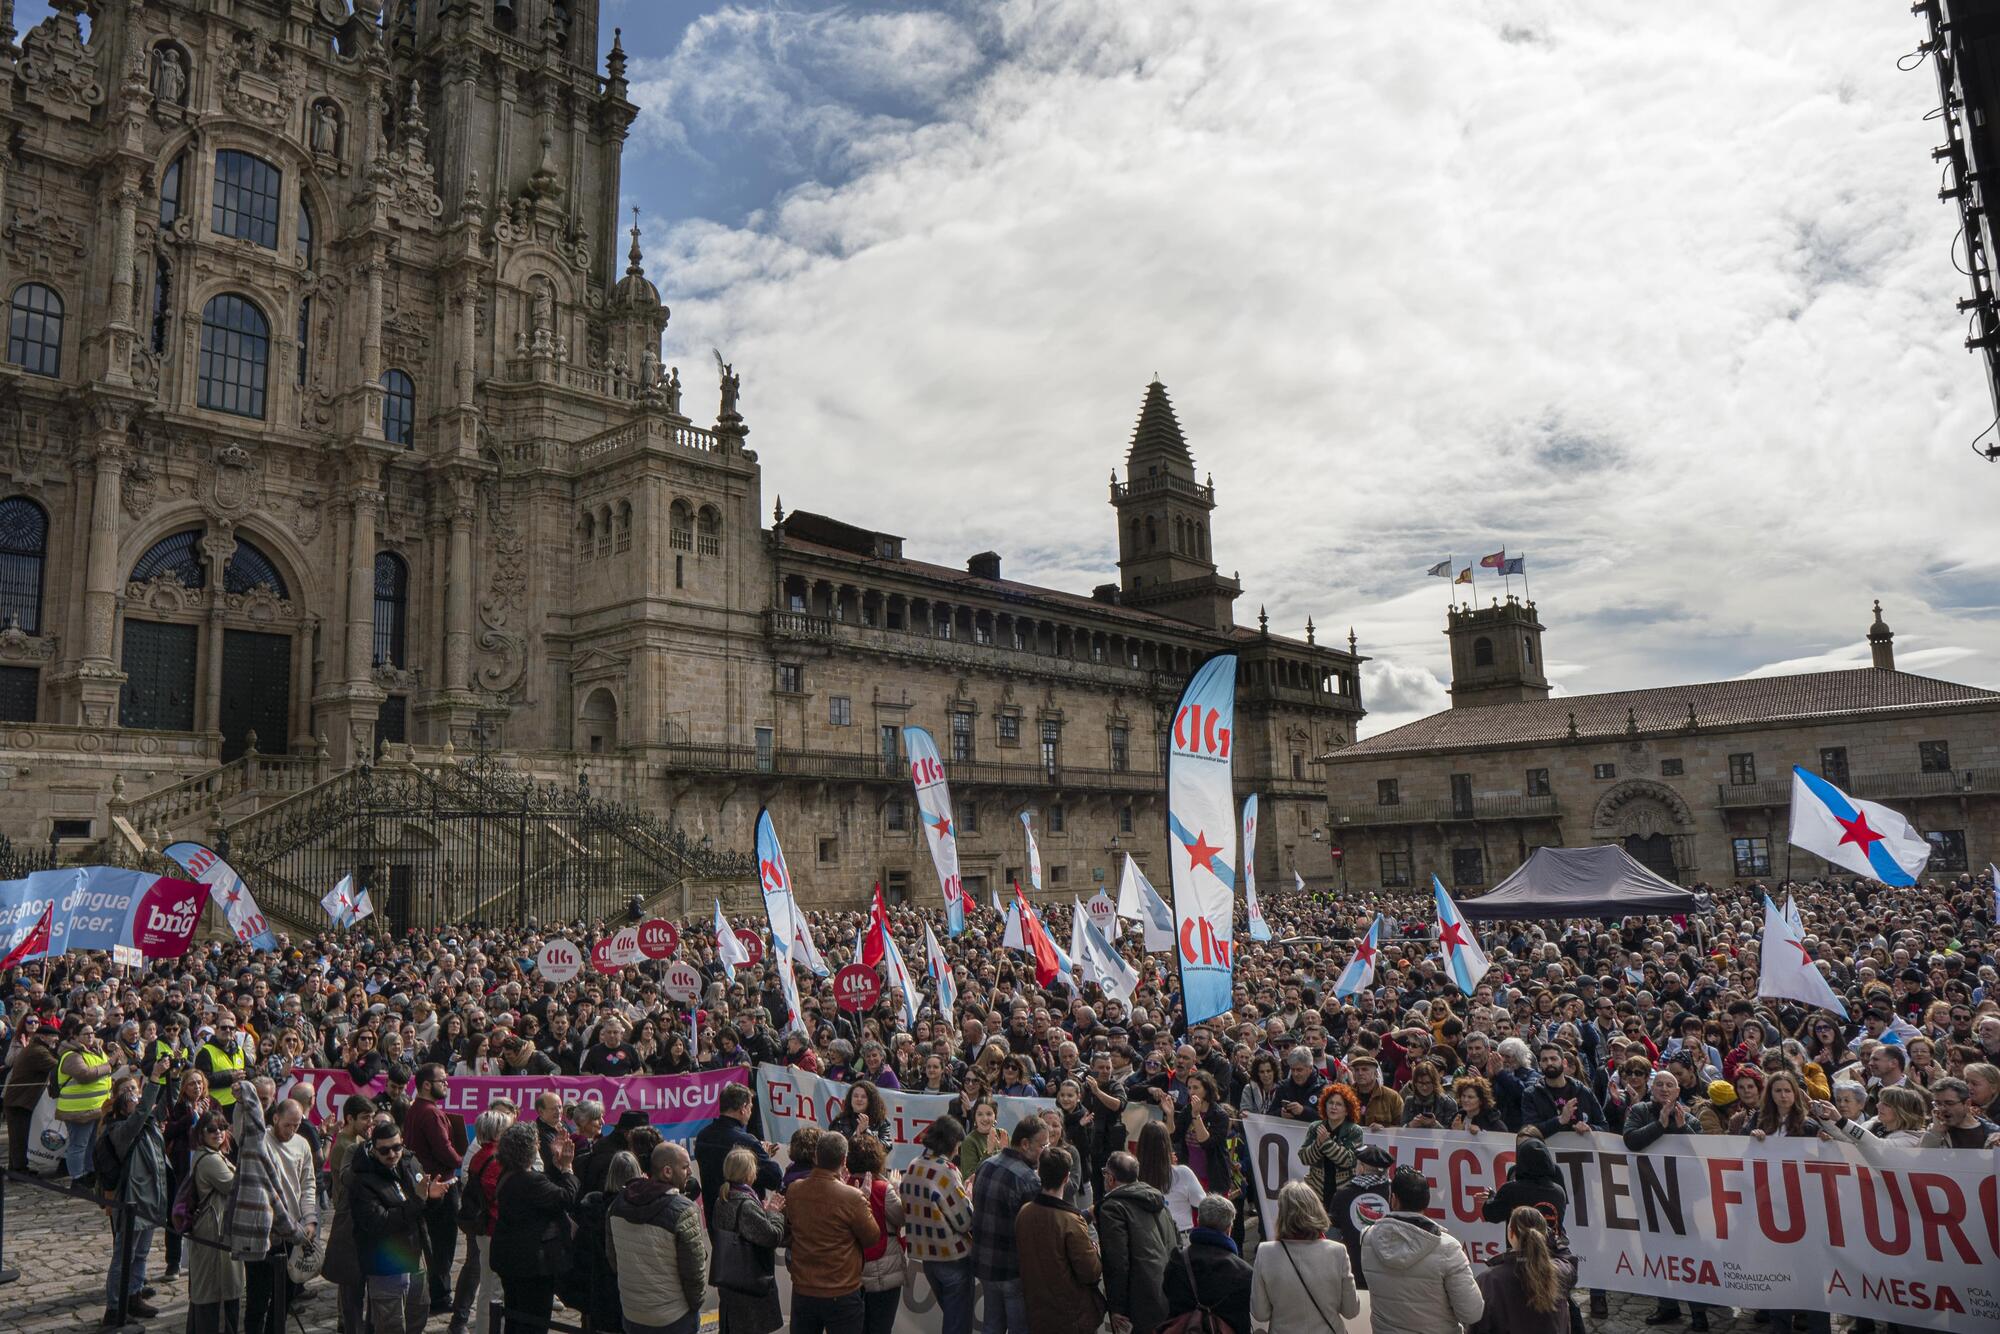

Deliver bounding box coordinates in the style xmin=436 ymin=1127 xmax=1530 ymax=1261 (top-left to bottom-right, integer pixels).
xmin=631 ymin=0 xmax=2000 ymax=736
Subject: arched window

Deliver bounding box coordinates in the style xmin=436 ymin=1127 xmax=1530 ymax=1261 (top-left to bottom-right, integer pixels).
xmin=372 ymin=551 xmax=408 ymax=668
xmin=296 ymin=298 xmax=311 ymax=387
xmin=0 ymin=498 xmax=48 ymax=634
xmin=697 ymin=505 xmax=721 ymax=556
xmin=669 ymin=500 xmax=692 ymax=551
xmin=224 ymin=536 xmax=289 ymax=597
xmin=7 ymin=284 xmax=63 ymax=378
xmin=1473 ymin=636 xmax=1495 ymax=668
xmin=297 ymin=197 xmax=316 ymax=269
xmin=1144 ymin=515 xmax=1157 ymax=550
xmin=1523 ymin=635 xmax=1536 ymax=666
xmin=577 ymin=511 xmax=594 ymax=556
xmin=380 ymin=369 xmax=414 ymax=446
xmin=596 ymin=506 xmax=612 ymax=557
xmin=159 ymin=152 xmax=184 ymax=228
xmin=615 ymin=500 xmax=632 ymax=553
xmin=199 ymin=293 xmax=269 ymax=418
xmin=131 ymin=529 xmax=206 ymax=588
xmin=151 ymin=259 xmax=173 ymax=355
xmin=211 ymin=150 xmax=282 ymax=248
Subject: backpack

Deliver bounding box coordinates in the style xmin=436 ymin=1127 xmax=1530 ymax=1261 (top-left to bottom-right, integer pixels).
xmin=93 ymin=1129 xmax=126 ymax=1198
xmin=1160 ymin=1242 xmax=1237 ymax=1334
xmin=170 ymin=1165 xmax=203 ymax=1233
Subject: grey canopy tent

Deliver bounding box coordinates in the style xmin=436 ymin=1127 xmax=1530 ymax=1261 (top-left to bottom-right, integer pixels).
xmin=1461 ymin=844 xmax=1699 ymax=920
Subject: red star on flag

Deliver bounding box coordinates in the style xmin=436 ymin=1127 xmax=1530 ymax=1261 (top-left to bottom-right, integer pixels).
xmin=1791 ymin=938 xmax=1815 ymax=967
xmin=1836 ymin=810 xmax=1885 ymax=857
xmin=1353 ymin=936 xmax=1378 ymax=967
xmin=1183 ymin=829 xmax=1222 ymax=873
xmin=224 ymin=888 xmax=241 ymax=908
xmin=1438 ymin=917 xmax=1469 ymax=957
xmin=928 ymin=812 xmax=952 ymax=839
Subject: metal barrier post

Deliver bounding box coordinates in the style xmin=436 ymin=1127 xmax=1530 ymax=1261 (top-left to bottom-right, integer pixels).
xmin=109 ymin=1199 xmax=141 ymax=1334
xmin=488 ymin=1296 xmax=504 ymax=1334
xmin=0 ymin=1166 xmax=18 ymax=1284
xmin=272 ymin=1248 xmax=290 ymax=1334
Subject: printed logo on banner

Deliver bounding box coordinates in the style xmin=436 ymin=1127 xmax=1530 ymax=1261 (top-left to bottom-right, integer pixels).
xmin=733 ymin=928 xmax=763 ymax=966
xmin=637 ymin=918 xmax=678 ymax=960
xmin=130 ymin=876 xmax=210 ymax=956
xmin=1350 ymin=1192 xmax=1389 ymax=1230
xmin=835 ymin=964 xmax=882 ymax=1012
xmin=537 ymin=938 xmax=582 ymax=983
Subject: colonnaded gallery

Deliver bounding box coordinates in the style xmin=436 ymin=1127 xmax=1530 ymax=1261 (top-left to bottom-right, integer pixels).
xmin=0 ymin=0 xmax=1364 ymax=930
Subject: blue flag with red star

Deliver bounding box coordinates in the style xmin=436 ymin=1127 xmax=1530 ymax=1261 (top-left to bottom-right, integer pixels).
xmin=1432 ymin=875 xmax=1489 ymax=996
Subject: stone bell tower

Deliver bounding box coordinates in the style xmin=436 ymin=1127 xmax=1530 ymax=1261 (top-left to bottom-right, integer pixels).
xmin=1109 ymin=379 xmax=1241 ymax=629
xmin=1447 ymin=598 xmax=1550 ymax=708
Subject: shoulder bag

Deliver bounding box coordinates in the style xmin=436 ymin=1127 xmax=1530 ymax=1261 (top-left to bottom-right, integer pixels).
xmin=1280 ymin=1240 xmax=1340 ymax=1332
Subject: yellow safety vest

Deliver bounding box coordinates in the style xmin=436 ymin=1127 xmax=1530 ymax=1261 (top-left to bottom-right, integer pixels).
xmin=55 ymin=1051 xmax=111 ymax=1119
xmin=150 ymin=1040 xmax=175 ymax=1087
xmin=202 ymin=1041 xmax=247 ymax=1106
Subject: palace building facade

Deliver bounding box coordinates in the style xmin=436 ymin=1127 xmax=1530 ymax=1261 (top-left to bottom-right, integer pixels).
xmin=1321 ymin=599 xmax=2000 ymax=891
xmin=0 ymin=0 xmax=1361 ymax=923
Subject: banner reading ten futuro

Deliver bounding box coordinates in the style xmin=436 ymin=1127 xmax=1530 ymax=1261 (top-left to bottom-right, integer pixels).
xmin=1242 ymin=1118 xmax=2000 ymax=1331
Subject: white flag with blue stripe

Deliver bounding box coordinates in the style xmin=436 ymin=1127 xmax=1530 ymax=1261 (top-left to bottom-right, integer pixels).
xmin=1432 ymin=875 xmax=1490 ymax=996
xmin=1334 ymin=915 xmax=1382 ymax=999
xmin=1787 ymin=765 xmax=1929 ymax=886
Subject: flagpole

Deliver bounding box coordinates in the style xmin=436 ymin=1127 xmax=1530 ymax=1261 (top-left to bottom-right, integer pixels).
xmin=1444 ymin=555 xmax=1454 ymax=612
xmin=1520 ymin=557 xmax=1532 ymax=606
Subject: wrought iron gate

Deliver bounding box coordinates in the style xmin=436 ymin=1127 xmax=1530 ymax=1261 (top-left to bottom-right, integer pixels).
xmin=224 ymin=757 xmax=752 ymax=932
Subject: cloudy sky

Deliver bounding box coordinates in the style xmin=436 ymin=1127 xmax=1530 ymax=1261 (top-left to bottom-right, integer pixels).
xmin=30 ymin=0 xmax=1997 ymax=734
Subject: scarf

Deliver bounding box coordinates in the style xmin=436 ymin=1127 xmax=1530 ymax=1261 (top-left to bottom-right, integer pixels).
xmin=1190 ymin=1226 xmax=1238 ymax=1254
xmin=224 ymin=1096 xmax=298 ymax=1260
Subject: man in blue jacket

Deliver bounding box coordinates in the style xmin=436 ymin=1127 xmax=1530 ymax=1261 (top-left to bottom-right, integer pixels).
xmin=691 ymin=1083 xmax=779 ymax=1234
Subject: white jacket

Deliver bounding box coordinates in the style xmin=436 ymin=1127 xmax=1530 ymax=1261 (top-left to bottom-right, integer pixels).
xmin=1250 ymin=1237 xmax=1360 ymax=1333
xmin=1360 ymin=1213 xmax=1484 ymax=1334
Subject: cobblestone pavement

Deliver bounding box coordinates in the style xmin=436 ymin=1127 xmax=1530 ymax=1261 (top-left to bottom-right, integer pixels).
xmin=0 ymin=1169 xmax=1863 ymax=1334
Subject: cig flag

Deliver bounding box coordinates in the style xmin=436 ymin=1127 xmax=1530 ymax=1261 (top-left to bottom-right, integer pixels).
xmin=903 ymin=726 xmax=967 ymax=937
xmin=1334 ymin=915 xmax=1382 ymax=999
xmin=755 ymin=808 xmax=828 ymax=977
xmin=1432 ymin=875 xmax=1490 ymax=996
xmin=1787 ymin=766 xmax=1930 ymax=886
xmin=1168 ymin=654 xmax=1238 ymax=1024
xmin=163 ymin=842 xmax=278 ymax=952
xmin=1242 ymin=794 xmax=1272 ymax=943
xmin=1757 ymin=895 xmax=1849 ymax=1018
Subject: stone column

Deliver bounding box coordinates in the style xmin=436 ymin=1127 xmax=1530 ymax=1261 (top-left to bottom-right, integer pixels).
xmin=444 ymin=494 xmax=475 ymax=691
xmin=360 ymin=257 xmax=385 ymax=437
xmin=345 ymin=483 xmax=382 ymax=684
xmin=107 ymin=180 xmax=139 ymax=354
xmin=80 ymin=442 xmax=126 ymax=668
xmin=200 ymin=529 xmax=234 ymax=734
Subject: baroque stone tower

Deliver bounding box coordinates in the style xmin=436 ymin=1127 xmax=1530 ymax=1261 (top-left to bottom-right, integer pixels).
xmin=1446 ymin=598 xmax=1550 ymax=708
xmin=1109 ymin=379 xmax=1241 ymax=629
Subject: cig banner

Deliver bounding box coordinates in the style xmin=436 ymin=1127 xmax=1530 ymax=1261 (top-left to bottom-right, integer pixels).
xmin=757 ymin=1062 xmax=1053 ymax=1170
xmin=1240 ymin=1117 xmax=1998 ymax=1331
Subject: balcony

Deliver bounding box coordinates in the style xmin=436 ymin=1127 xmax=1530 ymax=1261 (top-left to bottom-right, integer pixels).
xmin=1110 ymin=473 xmax=1215 ymax=505
xmin=1331 ymin=793 xmax=1561 ymax=827
xmin=1715 ymin=768 xmax=2000 ymax=808
xmin=652 ymin=741 xmax=1167 ymax=794
xmin=761 ymin=610 xmax=1160 ymax=691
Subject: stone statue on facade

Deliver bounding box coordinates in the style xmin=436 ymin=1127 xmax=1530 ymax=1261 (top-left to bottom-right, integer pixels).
xmin=151 ymin=46 xmax=186 ymax=105
xmin=665 ymin=366 xmax=682 ymax=416
xmin=714 ymin=349 xmax=740 ymax=418
xmin=311 ymin=100 xmax=340 ymax=155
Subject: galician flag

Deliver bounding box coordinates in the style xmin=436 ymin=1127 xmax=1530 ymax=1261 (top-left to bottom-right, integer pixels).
xmin=1787 ymin=765 xmax=1930 ymax=886
xmin=322 ymin=874 xmax=359 ymax=927
xmin=1116 ymin=855 xmax=1176 ymax=952
xmin=1167 ymin=654 xmax=1238 ymax=1024
xmin=714 ymin=900 xmax=752 ymax=981
xmin=1294 ymin=868 xmax=1305 ymax=894
xmin=989 ymin=885 xmax=1003 ymax=915
xmin=923 ymin=921 xmax=957 ymax=1018
xmin=1432 ymin=875 xmax=1490 ymax=996
xmin=755 ymin=808 xmax=830 ymax=977
xmin=881 ymin=922 xmax=922 ymax=1029
xmin=1757 ymin=895 xmax=1848 ymax=1018
xmin=1077 ymin=911 xmax=1140 ymax=1007
xmin=1242 ymin=795 xmax=1272 ymax=943
xmin=163 ymin=842 xmax=278 ymax=952
xmin=1334 ymin=915 xmax=1382 ymax=999
xmin=903 ymin=726 xmax=967 ymax=937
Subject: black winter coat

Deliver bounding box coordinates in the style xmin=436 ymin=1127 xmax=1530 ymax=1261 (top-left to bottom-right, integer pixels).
xmin=489 ymin=1168 xmax=579 ymax=1280
xmin=346 ymin=1150 xmax=429 ymax=1277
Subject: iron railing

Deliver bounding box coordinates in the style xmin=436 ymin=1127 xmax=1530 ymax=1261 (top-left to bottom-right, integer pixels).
xmin=653 ymin=740 xmax=1169 ymax=794
xmin=1714 ymin=767 xmax=2000 ymax=807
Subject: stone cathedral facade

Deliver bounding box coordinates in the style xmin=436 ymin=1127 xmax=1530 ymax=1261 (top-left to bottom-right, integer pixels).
xmin=0 ymin=0 xmax=1363 ymax=915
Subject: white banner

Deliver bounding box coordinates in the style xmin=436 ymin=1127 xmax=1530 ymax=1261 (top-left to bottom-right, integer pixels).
xmin=904 ymin=726 xmax=967 ymax=936
xmin=1240 ymin=1117 xmax=1999 ymax=1331
xmin=756 ymin=1062 xmax=1052 ymax=1170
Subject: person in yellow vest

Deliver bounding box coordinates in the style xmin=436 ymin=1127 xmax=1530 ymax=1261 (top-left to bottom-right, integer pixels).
xmin=196 ymin=1014 xmax=249 ymax=1111
xmin=55 ymin=1014 xmax=114 ymax=1184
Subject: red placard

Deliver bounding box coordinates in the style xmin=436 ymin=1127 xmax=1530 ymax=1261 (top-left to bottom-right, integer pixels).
xmin=590 ymin=936 xmax=626 ymax=975
xmin=638 ymin=918 xmax=679 ymax=960
xmin=733 ymin=928 xmax=764 ymax=967
xmin=834 ymin=963 xmax=882 ymax=1013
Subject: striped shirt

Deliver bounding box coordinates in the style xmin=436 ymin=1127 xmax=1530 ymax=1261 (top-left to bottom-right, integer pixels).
xmin=897 ymin=1149 xmax=973 ymax=1262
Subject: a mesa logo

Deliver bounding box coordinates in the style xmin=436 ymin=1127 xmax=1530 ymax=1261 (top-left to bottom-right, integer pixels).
xmin=131 ymin=876 xmax=208 ymax=954
xmin=1348 ymin=1192 xmax=1389 ymax=1231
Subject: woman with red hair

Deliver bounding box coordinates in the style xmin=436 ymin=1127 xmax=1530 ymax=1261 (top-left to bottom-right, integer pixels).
xmin=1300 ymin=1081 xmax=1364 ymax=1210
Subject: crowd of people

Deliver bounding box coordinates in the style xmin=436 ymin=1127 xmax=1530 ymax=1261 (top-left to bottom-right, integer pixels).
xmin=1 ymin=866 xmax=1997 ymax=1334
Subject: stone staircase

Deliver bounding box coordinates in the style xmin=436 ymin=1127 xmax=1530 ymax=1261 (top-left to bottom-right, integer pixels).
xmin=106 ymin=751 xmax=755 ymax=936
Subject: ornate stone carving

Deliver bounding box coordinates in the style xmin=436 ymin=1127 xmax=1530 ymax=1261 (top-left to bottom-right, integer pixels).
xmin=224 ymin=585 xmax=299 ymax=624
xmin=125 ymin=575 xmax=208 ymax=616
xmin=310 ymin=98 xmax=343 ymax=157
xmin=289 ymin=490 xmax=324 ymax=545
xmin=376 ymin=82 xmax=443 ymax=221
xmin=0 ymin=617 xmax=56 ymax=662
xmin=476 ymin=477 xmax=527 ymax=696
xmin=221 ymin=31 xmax=291 ymax=129
xmin=122 ymin=455 xmax=158 ymax=522
xmin=1591 ymin=779 xmax=1695 ymax=835
xmin=199 ymin=441 xmax=264 ymax=518
xmin=18 ymin=2 xmax=104 ymax=123
xmin=5 ymin=207 xmax=87 ymax=275
xmin=150 ymin=45 xmax=188 ymax=107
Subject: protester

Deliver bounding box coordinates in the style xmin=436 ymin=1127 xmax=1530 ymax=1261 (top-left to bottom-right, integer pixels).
xmin=402 ymin=1062 xmax=466 ymax=1318
xmin=711 ymin=1146 xmax=786 ymax=1334
xmin=693 ymin=1084 xmax=780 ymax=1231
xmin=1361 ymin=1167 xmax=1484 ymax=1334
xmin=96 ymin=1059 xmax=168 ymax=1325
xmin=970 ymin=1116 xmax=1045 ymax=1334
xmin=57 ymin=1014 xmax=115 ymax=1183
xmin=1468 ymin=1206 xmax=1575 ymax=1334
xmin=899 ymin=1115 xmax=976 ymax=1334
xmin=1249 ymin=1180 xmax=1360 ymax=1333
xmin=606 ymin=1142 xmax=707 ymax=1334
xmin=1163 ymin=1194 xmax=1254 ymax=1334
xmin=348 ymin=1119 xmax=448 ymax=1334
xmin=1014 ymin=1145 xmax=1104 ymax=1334
xmin=489 ymin=1122 xmax=578 ymax=1334
xmin=185 ymin=1109 xmax=244 ymax=1334
xmin=1096 ymin=1149 xmax=1178 ymax=1334
xmin=3 ymin=1015 xmax=57 ymax=1171
xmin=783 ymin=1130 xmax=880 ymax=1334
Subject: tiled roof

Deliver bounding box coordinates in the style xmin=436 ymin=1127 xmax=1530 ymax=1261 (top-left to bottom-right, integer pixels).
xmin=1126 ymin=379 xmax=1193 ymax=468
xmin=1332 ymin=668 xmax=2000 ymax=760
